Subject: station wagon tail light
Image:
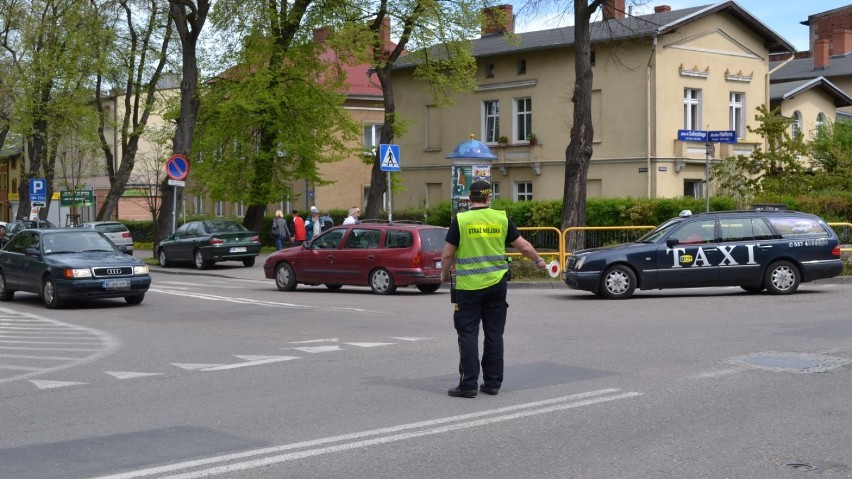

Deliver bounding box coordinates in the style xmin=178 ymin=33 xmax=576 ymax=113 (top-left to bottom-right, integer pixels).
xmin=133 ymin=265 xmax=149 ymax=275
xmin=209 ymin=238 xmax=224 ymax=245
xmin=411 ymin=251 xmax=422 ymax=268
xmin=64 ymin=268 xmax=92 ymax=279
xmin=832 ymin=245 xmax=841 ymax=257
xmin=121 ymin=232 xmax=131 ymax=238
xmin=250 ymin=235 xmax=260 ymax=243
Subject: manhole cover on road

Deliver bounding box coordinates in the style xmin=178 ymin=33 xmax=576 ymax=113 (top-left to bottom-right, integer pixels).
xmin=727 ymin=352 xmax=852 ymax=373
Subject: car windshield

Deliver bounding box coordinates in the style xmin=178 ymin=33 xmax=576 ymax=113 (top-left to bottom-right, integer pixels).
xmin=636 ymin=218 xmax=684 ymax=243
xmin=204 ymin=221 xmax=247 ymax=233
xmin=43 ymin=233 xmax=116 ymax=254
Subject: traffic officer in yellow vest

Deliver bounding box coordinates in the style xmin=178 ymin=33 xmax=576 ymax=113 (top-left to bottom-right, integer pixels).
xmin=441 ymin=180 xmax=547 ymax=398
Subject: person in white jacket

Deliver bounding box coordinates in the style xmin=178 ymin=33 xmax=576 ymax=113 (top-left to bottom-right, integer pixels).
xmin=343 ymin=207 xmax=361 ymax=225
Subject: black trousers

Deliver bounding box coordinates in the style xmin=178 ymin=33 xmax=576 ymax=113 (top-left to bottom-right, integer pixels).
xmin=453 ymin=275 xmax=508 ymax=391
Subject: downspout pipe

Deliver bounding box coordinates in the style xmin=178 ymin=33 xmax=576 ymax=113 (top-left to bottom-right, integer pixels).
xmin=646 ymin=33 xmax=658 ymax=198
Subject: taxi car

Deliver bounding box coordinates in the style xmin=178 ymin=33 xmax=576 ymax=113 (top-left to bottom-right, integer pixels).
xmin=263 ymin=223 xmax=446 ymax=294
xmin=0 ymin=228 xmax=150 ymax=308
xmin=564 ymin=210 xmax=844 ymax=299
xmin=156 ymin=220 xmax=261 ymax=269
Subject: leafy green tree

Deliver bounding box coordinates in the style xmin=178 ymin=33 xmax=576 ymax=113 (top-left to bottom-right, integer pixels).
xmin=359 ymin=0 xmax=481 ymax=219
xmin=93 ymin=0 xmax=175 ymax=221
xmin=0 ymin=0 xmax=105 ymax=220
xmin=809 ymin=118 xmax=852 ymax=191
xmin=712 ymin=104 xmax=811 ymax=201
xmin=192 ymin=0 xmax=360 ymax=233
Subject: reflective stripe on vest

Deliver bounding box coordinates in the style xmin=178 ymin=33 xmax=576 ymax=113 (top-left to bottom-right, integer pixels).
xmin=455 ymin=208 xmax=509 ymax=290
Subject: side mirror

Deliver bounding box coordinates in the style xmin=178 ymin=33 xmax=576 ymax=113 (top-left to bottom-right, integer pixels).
xmin=666 ymin=238 xmax=679 ymax=248
xmin=24 ymin=247 xmax=40 ymax=256
xmin=303 ymin=241 xmax=311 ymax=249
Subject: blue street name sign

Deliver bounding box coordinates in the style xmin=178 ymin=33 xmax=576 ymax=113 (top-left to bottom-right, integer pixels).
xmin=708 ymin=130 xmax=737 ymax=144
xmin=29 ymin=178 xmax=47 ymax=203
xmin=677 ymin=129 xmax=707 ymax=142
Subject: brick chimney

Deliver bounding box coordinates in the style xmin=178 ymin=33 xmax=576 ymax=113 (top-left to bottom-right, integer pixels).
xmin=379 ymin=17 xmax=393 ymax=58
xmin=831 ymin=29 xmax=852 ymax=56
xmin=313 ymin=27 xmax=331 ymax=44
xmin=482 ymin=4 xmax=514 ymax=36
xmin=814 ymin=38 xmax=830 ymax=69
xmin=603 ymin=0 xmax=626 ymax=20
xmin=654 ymin=5 xmax=672 ymax=13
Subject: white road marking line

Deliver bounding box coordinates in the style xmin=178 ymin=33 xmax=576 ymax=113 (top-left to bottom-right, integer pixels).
xmin=390 ymin=337 xmax=432 ymax=341
xmin=30 ymin=379 xmax=87 ymax=389
xmin=105 ymin=371 xmax=164 ymax=380
xmin=0 ymin=353 xmax=81 ymax=360
xmin=148 ymin=289 xmax=381 ymax=313
xmin=289 ymin=338 xmax=338 ymax=344
xmin=693 ymin=368 xmax=741 ymax=379
xmin=91 ymin=389 xmax=641 ymax=479
xmin=201 ymin=357 xmax=301 ymax=371
xmin=344 ymin=342 xmax=395 ymax=348
xmin=171 ymin=363 xmax=225 ymax=371
xmin=0 ymin=308 xmax=121 ymax=385
xmin=0 ymin=364 xmax=46 ymax=371
xmin=286 ymin=346 xmax=342 ymax=353
xmin=233 ymin=355 xmax=296 ymax=361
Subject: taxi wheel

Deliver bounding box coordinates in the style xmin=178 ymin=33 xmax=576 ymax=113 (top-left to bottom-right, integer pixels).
xmin=0 ymin=270 xmax=15 ymax=301
xmin=158 ymin=249 xmax=169 ymax=267
xmin=275 ymin=263 xmax=297 ymax=291
xmin=764 ymin=261 xmax=800 ymax=295
xmin=416 ymin=283 xmax=441 ymax=294
xmin=42 ymin=277 xmax=64 ymax=309
xmin=243 ymin=257 xmax=256 ymax=267
xmin=600 ymin=265 xmax=636 ymax=299
xmin=370 ymin=268 xmax=397 ymax=295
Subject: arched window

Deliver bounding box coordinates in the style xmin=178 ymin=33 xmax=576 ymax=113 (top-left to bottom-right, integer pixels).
xmin=791 ymin=111 xmax=803 ymax=139
xmin=816 ymin=112 xmax=827 ymax=130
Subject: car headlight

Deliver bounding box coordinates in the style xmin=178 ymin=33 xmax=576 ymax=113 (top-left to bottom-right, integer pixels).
xmin=64 ymin=268 xmax=92 ymax=279
xmin=574 ymin=255 xmax=586 ymax=270
xmin=133 ymin=265 xmax=149 ymax=275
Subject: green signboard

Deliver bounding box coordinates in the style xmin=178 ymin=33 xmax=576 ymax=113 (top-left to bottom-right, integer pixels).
xmin=60 ymin=190 xmax=94 ymax=207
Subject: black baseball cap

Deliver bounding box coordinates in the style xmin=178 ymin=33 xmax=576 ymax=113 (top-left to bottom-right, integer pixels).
xmin=470 ymin=180 xmax=491 ymax=195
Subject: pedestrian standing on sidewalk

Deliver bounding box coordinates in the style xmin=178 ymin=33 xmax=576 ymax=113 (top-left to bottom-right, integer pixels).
xmin=291 ymin=210 xmax=307 ymax=246
xmin=440 ymin=180 xmax=546 ymax=398
xmin=272 ymin=210 xmax=291 ymax=251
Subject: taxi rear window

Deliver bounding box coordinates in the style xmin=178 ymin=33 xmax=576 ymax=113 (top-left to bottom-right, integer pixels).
xmin=767 ymin=217 xmax=830 ymax=238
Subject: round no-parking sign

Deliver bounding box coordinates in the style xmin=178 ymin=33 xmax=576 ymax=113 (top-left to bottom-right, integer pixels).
xmin=166 ymin=154 xmax=190 ymax=181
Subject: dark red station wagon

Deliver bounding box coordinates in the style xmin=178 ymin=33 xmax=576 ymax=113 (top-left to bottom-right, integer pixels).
xmin=263 ymin=223 xmax=447 ymax=294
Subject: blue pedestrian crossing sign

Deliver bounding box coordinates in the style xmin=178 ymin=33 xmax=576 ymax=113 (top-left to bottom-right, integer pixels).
xmin=379 ymin=144 xmax=400 ymax=172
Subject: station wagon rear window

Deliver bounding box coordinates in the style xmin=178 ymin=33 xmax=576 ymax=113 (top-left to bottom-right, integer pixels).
xmin=767 ymin=217 xmax=830 ymax=238
xmin=418 ymin=229 xmax=447 ymax=251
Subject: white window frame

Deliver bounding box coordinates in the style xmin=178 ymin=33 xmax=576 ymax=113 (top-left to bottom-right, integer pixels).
xmin=483 ymin=100 xmax=500 ymax=143
xmin=684 ymin=88 xmax=702 ymax=130
xmin=363 ymin=124 xmax=381 ymax=149
xmin=235 ymin=201 xmax=244 ymax=217
xmin=514 ymin=181 xmax=533 ymax=201
xmin=215 ymin=200 xmax=224 ymax=217
xmin=729 ymin=92 xmax=745 ymax=139
xmin=816 ymin=112 xmax=827 ymax=131
xmin=514 ymin=97 xmax=532 ymax=143
xmin=791 ymin=110 xmax=803 ymax=139
xmin=193 ymin=196 xmax=203 ymax=215
xmin=491 ymin=182 xmax=501 ymax=200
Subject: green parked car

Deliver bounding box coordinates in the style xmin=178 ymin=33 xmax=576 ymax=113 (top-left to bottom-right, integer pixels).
xmin=156 ymin=220 xmax=261 ymax=270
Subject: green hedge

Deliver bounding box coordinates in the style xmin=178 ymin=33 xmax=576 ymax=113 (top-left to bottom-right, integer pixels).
xmin=124 ymin=194 xmax=852 ymax=246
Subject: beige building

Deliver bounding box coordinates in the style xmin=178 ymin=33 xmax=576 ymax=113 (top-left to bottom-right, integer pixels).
xmin=388 ymin=1 xmax=802 ymax=208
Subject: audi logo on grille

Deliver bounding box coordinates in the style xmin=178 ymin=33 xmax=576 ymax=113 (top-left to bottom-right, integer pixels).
xmin=106 ymin=268 xmax=123 ymax=275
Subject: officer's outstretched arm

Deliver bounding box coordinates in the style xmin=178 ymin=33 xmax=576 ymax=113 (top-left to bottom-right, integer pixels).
xmin=511 ymin=237 xmax=547 ymax=269
xmin=441 ymin=242 xmax=457 ymax=282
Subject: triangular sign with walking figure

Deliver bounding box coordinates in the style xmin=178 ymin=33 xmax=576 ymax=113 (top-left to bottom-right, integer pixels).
xmin=379 ymin=144 xmax=401 ymax=172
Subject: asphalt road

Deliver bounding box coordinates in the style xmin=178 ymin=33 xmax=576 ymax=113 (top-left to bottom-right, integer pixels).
xmin=1 ymin=258 xmax=851 ymax=478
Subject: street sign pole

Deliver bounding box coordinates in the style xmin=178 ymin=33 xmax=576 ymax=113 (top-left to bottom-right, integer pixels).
xmin=379 ymin=144 xmax=401 ymax=224
xmin=705 ymin=142 xmax=714 ymax=213
xmin=387 ymin=171 xmax=392 ymax=224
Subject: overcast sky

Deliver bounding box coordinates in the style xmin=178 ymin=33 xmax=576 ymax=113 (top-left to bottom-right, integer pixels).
xmin=512 ymin=0 xmax=848 ymax=53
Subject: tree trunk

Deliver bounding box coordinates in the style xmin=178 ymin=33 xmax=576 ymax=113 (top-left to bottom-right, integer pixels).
xmin=364 ymin=67 xmax=393 ymax=220
xmin=562 ymin=0 xmax=603 ymax=253
xmin=156 ymin=0 xmax=209 ymax=245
